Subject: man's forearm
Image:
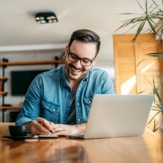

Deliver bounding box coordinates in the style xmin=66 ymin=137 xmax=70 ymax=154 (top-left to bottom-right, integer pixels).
xmin=74 ymin=123 xmax=87 ymax=134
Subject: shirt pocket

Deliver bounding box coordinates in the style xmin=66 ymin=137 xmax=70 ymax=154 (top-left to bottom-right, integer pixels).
xmin=84 ymin=97 xmax=93 ymax=116
xmin=41 ymin=101 xmax=60 ymax=123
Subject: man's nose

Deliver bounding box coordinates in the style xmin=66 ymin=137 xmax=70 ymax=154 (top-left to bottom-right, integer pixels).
xmin=73 ymin=59 xmax=82 ymax=68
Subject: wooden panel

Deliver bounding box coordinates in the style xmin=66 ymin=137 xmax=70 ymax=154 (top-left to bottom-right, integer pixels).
xmin=114 ymin=34 xmax=161 ymax=95
xmin=114 ymin=37 xmax=136 ymax=94
xmin=137 ymin=41 xmax=161 ymax=93
xmin=114 ymin=34 xmax=157 ymax=43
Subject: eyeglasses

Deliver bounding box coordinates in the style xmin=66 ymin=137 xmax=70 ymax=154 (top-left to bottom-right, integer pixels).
xmin=67 ymin=50 xmax=96 ymax=67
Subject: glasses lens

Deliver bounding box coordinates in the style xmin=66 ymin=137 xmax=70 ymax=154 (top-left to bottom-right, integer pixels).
xmin=68 ymin=52 xmax=92 ymax=67
xmin=68 ymin=53 xmax=78 ymax=62
xmin=81 ymin=59 xmax=91 ymax=66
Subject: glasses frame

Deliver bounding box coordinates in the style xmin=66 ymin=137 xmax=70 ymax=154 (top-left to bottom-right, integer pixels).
xmin=67 ymin=49 xmax=97 ymax=67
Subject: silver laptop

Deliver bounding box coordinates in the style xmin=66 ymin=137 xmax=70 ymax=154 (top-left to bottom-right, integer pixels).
xmin=67 ymin=94 xmax=154 ymax=139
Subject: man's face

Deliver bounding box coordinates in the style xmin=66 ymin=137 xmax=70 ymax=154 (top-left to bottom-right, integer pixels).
xmin=65 ymin=40 xmax=98 ymax=82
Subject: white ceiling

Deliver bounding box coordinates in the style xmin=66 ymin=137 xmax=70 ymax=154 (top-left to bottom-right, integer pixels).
xmin=0 ymin=0 xmax=154 ymax=51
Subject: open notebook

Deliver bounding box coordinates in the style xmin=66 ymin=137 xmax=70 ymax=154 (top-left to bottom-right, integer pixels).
xmin=67 ymin=94 xmax=154 ymax=139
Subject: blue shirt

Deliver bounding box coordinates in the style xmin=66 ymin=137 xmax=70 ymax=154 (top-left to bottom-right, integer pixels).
xmin=16 ymin=65 xmax=115 ymax=125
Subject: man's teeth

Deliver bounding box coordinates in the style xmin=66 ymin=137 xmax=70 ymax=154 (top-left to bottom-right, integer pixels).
xmin=72 ymin=67 xmax=80 ymax=71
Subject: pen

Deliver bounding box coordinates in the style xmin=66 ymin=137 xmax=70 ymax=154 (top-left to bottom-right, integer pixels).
xmin=40 ymin=122 xmax=53 ymax=134
xmin=50 ymin=130 xmax=53 ymax=134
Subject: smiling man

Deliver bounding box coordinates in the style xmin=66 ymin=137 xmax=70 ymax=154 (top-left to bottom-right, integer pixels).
xmin=16 ymin=29 xmax=115 ymax=136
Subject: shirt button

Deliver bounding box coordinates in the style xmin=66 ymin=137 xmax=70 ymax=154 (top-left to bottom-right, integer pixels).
xmin=89 ymin=101 xmax=91 ymax=103
xmin=77 ymin=103 xmax=80 ymax=106
xmin=53 ymin=109 xmax=55 ymax=112
xmin=78 ymin=119 xmax=80 ymax=122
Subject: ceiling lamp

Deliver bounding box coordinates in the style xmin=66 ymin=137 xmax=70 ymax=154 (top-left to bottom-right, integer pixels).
xmin=35 ymin=12 xmax=58 ymax=24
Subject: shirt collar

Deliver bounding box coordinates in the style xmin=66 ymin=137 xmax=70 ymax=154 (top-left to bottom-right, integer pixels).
xmin=60 ymin=65 xmax=69 ymax=87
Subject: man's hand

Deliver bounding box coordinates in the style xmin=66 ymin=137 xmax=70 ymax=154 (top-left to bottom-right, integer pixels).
xmin=51 ymin=123 xmax=87 ymax=136
xmin=25 ymin=117 xmax=54 ymax=135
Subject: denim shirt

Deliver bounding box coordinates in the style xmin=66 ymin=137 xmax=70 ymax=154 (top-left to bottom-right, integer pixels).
xmin=16 ymin=65 xmax=115 ymax=125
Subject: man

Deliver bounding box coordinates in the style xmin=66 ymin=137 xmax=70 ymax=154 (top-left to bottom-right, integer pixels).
xmin=16 ymin=29 xmax=115 ymax=136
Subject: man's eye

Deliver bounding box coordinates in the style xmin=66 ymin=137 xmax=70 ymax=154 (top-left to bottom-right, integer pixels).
xmin=71 ymin=54 xmax=77 ymax=59
xmin=82 ymin=59 xmax=90 ymax=63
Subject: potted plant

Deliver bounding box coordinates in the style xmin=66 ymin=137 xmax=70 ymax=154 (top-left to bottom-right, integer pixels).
xmin=116 ymin=0 xmax=163 ymax=131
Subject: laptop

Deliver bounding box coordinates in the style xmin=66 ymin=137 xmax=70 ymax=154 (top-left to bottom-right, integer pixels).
xmin=67 ymin=94 xmax=154 ymax=139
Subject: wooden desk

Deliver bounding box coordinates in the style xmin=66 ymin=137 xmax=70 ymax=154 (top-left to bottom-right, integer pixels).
xmin=0 ymin=131 xmax=163 ymax=163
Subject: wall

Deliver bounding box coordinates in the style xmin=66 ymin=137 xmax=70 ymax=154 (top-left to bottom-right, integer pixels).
xmin=0 ymin=35 xmax=115 ymax=122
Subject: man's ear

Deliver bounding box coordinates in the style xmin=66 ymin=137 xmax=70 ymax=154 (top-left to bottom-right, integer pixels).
xmin=92 ymin=55 xmax=99 ymax=66
xmin=65 ymin=45 xmax=68 ymax=51
xmin=65 ymin=45 xmax=69 ymax=57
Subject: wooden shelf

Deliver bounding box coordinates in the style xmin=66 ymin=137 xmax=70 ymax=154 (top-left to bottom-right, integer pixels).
xmin=0 ymin=77 xmax=8 ymax=81
xmin=0 ymin=91 xmax=8 ymax=95
xmin=0 ymin=60 xmax=65 ymax=66
xmin=0 ymin=59 xmax=65 ymax=121
xmin=0 ymin=105 xmax=22 ymax=110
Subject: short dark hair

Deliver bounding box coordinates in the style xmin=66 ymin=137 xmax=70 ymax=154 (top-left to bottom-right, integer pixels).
xmin=68 ymin=29 xmax=101 ymax=55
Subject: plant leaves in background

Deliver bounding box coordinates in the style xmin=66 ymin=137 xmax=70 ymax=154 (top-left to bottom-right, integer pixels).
xmin=116 ymin=0 xmax=163 ymax=47
xmin=146 ymin=53 xmax=163 ymax=57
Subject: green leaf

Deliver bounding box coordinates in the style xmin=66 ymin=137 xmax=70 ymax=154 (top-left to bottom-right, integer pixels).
xmin=137 ymin=0 xmax=145 ymax=12
xmin=137 ymin=91 xmax=145 ymax=94
xmin=147 ymin=111 xmax=161 ymax=124
xmin=147 ymin=18 xmax=157 ymax=34
xmin=152 ymin=108 xmax=161 ymax=111
xmin=131 ymin=20 xmax=146 ymax=43
xmin=152 ymin=119 xmax=159 ymax=132
xmin=146 ymin=53 xmax=163 ymax=57
xmin=115 ymin=0 xmax=163 ymax=45
xmin=152 ymin=80 xmax=163 ymax=111
xmin=136 ymin=59 xmax=146 ymax=67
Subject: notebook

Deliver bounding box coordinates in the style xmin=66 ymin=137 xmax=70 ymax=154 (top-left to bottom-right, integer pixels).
xmin=67 ymin=94 xmax=154 ymax=139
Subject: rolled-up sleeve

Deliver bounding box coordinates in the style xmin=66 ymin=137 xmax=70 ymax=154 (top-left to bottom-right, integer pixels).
xmin=16 ymin=75 xmax=42 ymax=125
xmin=101 ymin=71 xmax=115 ymax=94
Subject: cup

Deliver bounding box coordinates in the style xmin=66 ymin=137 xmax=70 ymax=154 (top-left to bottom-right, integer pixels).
xmin=8 ymin=125 xmax=28 ymax=136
